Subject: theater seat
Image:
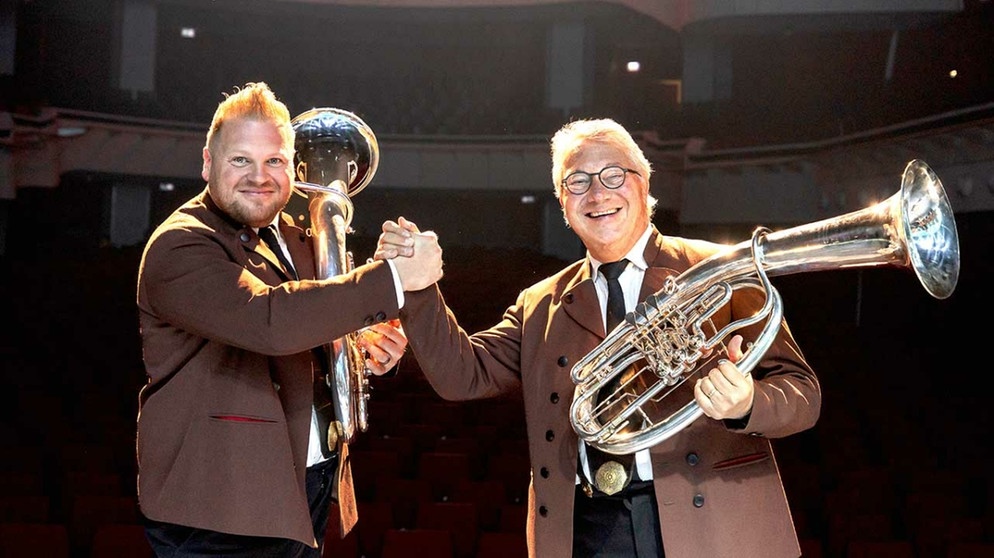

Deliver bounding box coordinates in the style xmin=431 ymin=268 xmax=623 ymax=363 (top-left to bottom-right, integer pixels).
xmin=0 ymin=522 xmax=70 ymax=558
xmin=90 ymin=523 xmax=153 ymax=558
xmin=380 ymin=528 xmax=453 ymax=558
xmin=477 ymin=531 xmax=527 ymax=558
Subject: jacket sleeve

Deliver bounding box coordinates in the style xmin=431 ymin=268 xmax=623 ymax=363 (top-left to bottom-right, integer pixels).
xmin=399 ymin=284 xmax=523 ymax=401
xmin=138 ymin=222 xmax=398 ymax=356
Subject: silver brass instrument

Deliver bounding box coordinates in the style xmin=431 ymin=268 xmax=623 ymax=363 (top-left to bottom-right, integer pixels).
xmin=570 ymin=159 xmax=960 ymax=455
xmin=291 ymin=107 xmax=380 ymax=445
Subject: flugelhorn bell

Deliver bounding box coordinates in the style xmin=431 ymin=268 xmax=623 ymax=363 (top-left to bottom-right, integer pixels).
xmin=570 ymin=159 xmax=960 ymax=455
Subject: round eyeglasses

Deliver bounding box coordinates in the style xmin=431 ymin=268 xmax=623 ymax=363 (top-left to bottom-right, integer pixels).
xmin=561 ymin=166 xmax=640 ymax=195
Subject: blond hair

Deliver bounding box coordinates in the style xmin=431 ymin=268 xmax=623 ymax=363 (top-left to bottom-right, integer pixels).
xmin=205 ymin=82 xmax=293 ymax=153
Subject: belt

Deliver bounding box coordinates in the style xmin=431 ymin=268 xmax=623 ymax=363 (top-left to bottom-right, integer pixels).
xmin=581 ymin=477 xmax=654 ymax=499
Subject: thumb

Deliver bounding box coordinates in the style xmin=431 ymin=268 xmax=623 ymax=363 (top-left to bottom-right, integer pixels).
xmin=727 ymin=334 xmax=745 ymax=363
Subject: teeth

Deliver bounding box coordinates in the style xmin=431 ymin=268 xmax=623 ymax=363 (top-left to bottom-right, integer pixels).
xmin=590 ymin=209 xmax=618 ymax=218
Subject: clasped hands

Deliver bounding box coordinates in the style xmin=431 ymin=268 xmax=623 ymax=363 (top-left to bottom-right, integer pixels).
xmin=356 ymin=217 xmax=443 ymax=376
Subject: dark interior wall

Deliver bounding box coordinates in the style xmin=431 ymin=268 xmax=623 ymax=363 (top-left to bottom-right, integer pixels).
xmin=2 ymin=176 xmax=554 ymax=259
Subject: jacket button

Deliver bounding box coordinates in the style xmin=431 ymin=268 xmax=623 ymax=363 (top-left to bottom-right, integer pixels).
xmin=550 ymin=392 xmax=559 ymax=404
xmin=240 ymin=232 xmax=251 ymax=242
xmin=564 ymin=293 xmax=574 ymax=304
xmin=540 ymin=467 xmax=549 ymax=478
xmin=363 ymin=316 xmax=375 ymax=326
xmin=557 ymin=356 xmax=568 ymax=367
xmin=545 ymin=430 xmax=555 ymax=441
xmin=375 ymin=311 xmax=387 ymax=322
xmin=693 ymin=494 xmax=705 ymax=508
xmin=686 ymin=452 xmax=699 ymax=466
xmin=539 ymin=506 xmax=548 ymax=517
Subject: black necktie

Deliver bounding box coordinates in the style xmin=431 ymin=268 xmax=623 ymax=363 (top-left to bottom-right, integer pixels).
xmin=583 ymin=259 xmax=635 ymax=496
xmin=601 ymin=259 xmax=628 ymax=333
xmin=258 ymin=225 xmax=298 ymax=280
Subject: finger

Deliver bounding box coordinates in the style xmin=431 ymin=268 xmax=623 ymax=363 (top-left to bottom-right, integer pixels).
xmin=695 ymin=378 xmax=715 ymax=402
xmin=373 ymin=247 xmax=399 ymax=261
xmin=378 ymin=231 xmax=414 ymax=251
xmin=370 ymin=323 xmax=408 ymax=349
xmin=365 ymin=357 xmax=391 ymax=377
xmin=397 ymin=217 xmax=421 ymax=234
xmin=726 ymin=334 xmax=745 ymax=362
xmin=361 ymin=341 xmax=400 ymax=374
xmin=366 ymin=320 xmax=407 ymax=342
xmin=360 ymin=325 xmax=407 ymax=360
xmin=384 ymin=229 xmax=414 ymax=243
xmin=712 ymin=358 xmax=744 ymax=390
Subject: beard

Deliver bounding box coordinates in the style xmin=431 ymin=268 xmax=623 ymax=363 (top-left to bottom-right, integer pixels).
xmin=208 ymin=171 xmax=292 ymax=228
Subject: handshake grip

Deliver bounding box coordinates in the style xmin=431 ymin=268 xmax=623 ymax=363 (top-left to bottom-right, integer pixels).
xmin=391 ymin=231 xmax=444 ymax=292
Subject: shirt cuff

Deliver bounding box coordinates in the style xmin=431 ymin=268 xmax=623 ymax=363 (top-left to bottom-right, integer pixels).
xmin=386 ymin=259 xmax=405 ymax=309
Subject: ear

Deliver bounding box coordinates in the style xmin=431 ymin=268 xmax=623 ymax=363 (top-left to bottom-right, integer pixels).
xmin=559 ymin=198 xmax=571 ymax=229
xmin=201 ymin=146 xmax=211 ymax=182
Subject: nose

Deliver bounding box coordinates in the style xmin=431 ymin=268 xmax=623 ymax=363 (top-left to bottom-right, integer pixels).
xmin=586 ymin=178 xmax=612 ymax=198
xmin=247 ymin=162 xmax=270 ymax=183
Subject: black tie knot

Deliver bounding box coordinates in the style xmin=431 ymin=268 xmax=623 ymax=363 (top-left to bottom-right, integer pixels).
xmin=599 ymin=259 xmax=629 ymax=281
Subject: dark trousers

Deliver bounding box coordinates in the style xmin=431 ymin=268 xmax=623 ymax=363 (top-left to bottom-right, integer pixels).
xmin=144 ymin=456 xmax=338 ymax=558
xmin=572 ymin=481 xmax=664 ymax=558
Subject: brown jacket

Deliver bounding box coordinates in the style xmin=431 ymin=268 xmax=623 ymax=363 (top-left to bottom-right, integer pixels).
xmin=136 ymin=189 xmax=398 ymax=547
xmin=400 ymin=228 xmax=820 ymax=558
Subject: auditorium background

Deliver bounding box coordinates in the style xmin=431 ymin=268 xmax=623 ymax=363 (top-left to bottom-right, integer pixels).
xmin=1 ymin=1 xmax=993 ymax=556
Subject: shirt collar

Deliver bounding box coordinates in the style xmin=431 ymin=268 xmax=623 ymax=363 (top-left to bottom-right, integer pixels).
xmin=253 ymin=217 xmax=284 ymax=236
xmin=589 ymin=225 xmax=652 ymax=276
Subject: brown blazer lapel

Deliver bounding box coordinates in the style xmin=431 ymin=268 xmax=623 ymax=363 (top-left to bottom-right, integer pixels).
xmin=252 ymin=238 xmax=294 ymax=281
xmin=640 ymin=227 xmax=685 ymax=301
xmin=562 ymin=264 xmax=606 ymax=338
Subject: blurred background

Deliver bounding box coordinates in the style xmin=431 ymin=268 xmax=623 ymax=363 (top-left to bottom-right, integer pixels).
xmin=1 ymin=1 xmax=992 ymax=557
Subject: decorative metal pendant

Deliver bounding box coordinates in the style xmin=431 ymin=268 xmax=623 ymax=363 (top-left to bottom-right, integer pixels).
xmin=594 ymin=460 xmax=628 ymax=496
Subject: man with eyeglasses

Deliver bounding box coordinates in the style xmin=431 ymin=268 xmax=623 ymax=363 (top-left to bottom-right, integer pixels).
xmin=375 ymin=118 xmax=820 ymax=557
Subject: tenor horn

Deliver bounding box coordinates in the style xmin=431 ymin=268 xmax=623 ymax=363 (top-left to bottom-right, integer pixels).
xmin=291 ymin=107 xmax=379 ymax=444
xmin=570 ymin=159 xmax=960 ymax=455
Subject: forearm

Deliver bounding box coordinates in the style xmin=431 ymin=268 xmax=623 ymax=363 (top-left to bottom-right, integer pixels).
xmin=400 ymin=286 xmax=522 ymax=401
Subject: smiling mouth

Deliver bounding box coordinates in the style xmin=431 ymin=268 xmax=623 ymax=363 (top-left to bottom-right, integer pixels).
xmin=588 ymin=208 xmax=620 ymax=218
xmin=242 ymin=188 xmax=276 ymax=196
